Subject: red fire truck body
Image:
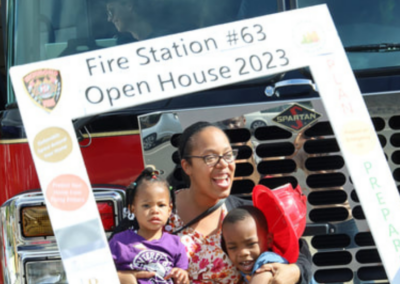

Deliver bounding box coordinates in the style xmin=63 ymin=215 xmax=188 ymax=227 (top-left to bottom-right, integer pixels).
xmin=1 ymin=0 xmax=400 ymax=283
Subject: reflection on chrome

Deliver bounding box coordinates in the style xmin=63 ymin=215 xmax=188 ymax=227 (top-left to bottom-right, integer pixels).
xmin=138 ymin=99 xmax=386 ymax=282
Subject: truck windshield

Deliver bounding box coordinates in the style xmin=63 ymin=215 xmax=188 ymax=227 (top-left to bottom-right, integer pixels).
xmin=5 ymin=0 xmax=400 ymax=105
xmin=296 ymin=0 xmax=400 ymax=72
xmin=5 ymin=0 xmax=279 ymax=105
xmin=9 ymin=0 xmax=278 ymax=66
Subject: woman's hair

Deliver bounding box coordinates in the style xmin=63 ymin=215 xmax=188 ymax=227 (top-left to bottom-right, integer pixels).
xmin=109 ymin=167 xmax=175 ymax=239
xmin=178 ymin=121 xmax=215 ymax=161
xmin=221 ymin=205 xmax=269 ymax=254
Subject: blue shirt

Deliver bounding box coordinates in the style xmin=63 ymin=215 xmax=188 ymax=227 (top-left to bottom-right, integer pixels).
xmin=241 ymin=251 xmax=288 ymax=283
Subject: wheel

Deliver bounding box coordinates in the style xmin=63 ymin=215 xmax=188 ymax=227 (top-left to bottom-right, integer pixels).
xmin=143 ymin=133 xmax=157 ymax=150
xmin=251 ymin=120 xmax=267 ymax=129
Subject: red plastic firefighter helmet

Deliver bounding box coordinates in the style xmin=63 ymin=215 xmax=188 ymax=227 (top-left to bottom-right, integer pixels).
xmin=252 ymin=183 xmax=307 ymax=263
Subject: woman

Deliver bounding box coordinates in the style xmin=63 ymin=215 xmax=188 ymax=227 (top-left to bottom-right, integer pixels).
xmin=105 ymin=0 xmax=198 ymax=41
xmin=119 ymin=121 xmax=312 ymax=283
xmin=168 ymin=121 xmax=312 ymax=283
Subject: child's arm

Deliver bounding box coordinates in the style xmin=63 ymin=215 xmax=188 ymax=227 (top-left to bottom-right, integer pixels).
xmin=118 ymin=270 xmax=157 ymax=284
xmin=164 ymin=268 xmax=189 ymax=284
xmin=168 ymin=235 xmax=190 ymax=283
xmin=117 ymin=271 xmax=137 ymax=284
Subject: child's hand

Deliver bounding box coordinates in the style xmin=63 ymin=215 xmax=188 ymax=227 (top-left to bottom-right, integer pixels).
xmin=164 ymin=268 xmax=189 ymax=284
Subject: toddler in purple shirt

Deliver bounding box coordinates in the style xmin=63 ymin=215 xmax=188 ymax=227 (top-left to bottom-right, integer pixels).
xmin=109 ymin=168 xmax=189 ymax=284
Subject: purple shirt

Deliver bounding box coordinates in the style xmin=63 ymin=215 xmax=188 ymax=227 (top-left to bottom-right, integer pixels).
xmin=109 ymin=230 xmax=188 ymax=284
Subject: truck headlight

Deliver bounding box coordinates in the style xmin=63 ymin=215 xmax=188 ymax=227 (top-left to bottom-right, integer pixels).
xmin=25 ymin=260 xmax=67 ymax=284
xmin=21 ymin=206 xmax=53 ymax=237
xmin=21 ymin=201 xmax=116 ymax=238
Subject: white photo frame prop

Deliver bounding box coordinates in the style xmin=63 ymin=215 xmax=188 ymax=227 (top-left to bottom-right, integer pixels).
xmin=10 ymin=5 xmax=400 ymax=284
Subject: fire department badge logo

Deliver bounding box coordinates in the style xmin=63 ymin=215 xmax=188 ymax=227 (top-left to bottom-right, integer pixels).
xmin=23 ymin=69 xmax=62 ymax=112
xmin=273 ymin=103 xmax=321 ymax=132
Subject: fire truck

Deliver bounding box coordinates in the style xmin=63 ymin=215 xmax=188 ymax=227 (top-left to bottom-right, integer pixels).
xmin=1 ymin=0 xmax=400 ymax=283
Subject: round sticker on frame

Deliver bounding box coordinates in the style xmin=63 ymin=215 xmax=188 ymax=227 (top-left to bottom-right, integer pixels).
xmin=34 ymin=127 xmax=73 ymax=162
xmin=47 ymin=174 xmax=89 ymax=211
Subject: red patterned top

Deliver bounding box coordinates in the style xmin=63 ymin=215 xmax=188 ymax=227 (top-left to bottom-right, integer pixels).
xmin=165 ymin=203 xmax=242 ymax=284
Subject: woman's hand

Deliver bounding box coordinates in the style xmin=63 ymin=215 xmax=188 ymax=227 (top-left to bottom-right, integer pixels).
xmin=255 ymin=263 xmax=300 ymax=284
xmin=249 ymin=271 xmax=274 ymax=284
xmin=164 ymin=268 xmax=189 ymax=284
xmin=117 ymin=270 xmax=156 ymax=284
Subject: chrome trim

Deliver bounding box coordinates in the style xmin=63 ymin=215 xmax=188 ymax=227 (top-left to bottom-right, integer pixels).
xmin=265 ymin=79 xmax=318 ymax=97
xmin=0 ymin=188 xmax=125 ymax=284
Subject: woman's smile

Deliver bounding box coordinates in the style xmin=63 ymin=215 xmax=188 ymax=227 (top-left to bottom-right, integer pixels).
xmin=212 ymin=173 xmax=231 ymax=189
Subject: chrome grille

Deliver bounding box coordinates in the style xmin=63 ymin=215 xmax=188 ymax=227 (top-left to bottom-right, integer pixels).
xmin=164 ymin=94 xmax=399 ymax=283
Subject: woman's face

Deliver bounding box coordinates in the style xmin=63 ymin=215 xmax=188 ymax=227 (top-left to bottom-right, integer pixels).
xmin=182 ymin=126 xmax=236 ymax=201
xmin=107 ymin=0 xmax=134 ymax=33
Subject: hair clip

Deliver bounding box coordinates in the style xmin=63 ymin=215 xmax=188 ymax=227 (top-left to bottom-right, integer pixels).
xmin=169 ymin=186 xmax=173 ymax=191
xmin=133 ymin=182 xmax=137 ymax=187
xmin=151 ymin=169 xmax=165 ymax=176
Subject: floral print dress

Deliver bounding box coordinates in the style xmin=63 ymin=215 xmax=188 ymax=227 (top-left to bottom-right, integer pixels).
xmin=165 ymin=203 xmax=241 ymax=284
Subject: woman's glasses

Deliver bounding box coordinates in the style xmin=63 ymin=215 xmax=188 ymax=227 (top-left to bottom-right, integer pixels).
xmin=185 ymin=149 xmax=238 ymax=167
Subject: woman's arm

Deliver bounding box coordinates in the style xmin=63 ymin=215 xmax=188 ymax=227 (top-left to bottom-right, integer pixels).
xmin=250 ymin=271 xmax=274 ymax=284
xmin=293 ymin=238 xmax=312 ymax=284
xmin=255 ymin=239 xmax=312 ymax=284
xmin=266 ymin=263 xmax=301 ymax=284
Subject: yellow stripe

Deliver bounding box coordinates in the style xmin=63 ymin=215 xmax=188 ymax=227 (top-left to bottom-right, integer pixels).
xmin=0 ymin=130 xmax=140 ymax=144
xmin=0 ymin=138 xmax=28 ymax=144
xmin=83 ymin=130 xmax=140 ymax=138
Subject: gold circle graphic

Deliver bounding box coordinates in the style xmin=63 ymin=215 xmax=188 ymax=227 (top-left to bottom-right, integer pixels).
xmin=33 ymin=127 xmax=73 ymax=162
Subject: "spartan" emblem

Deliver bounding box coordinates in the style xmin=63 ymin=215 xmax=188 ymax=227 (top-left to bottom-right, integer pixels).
xmin=23 ymin=69 xmax=62 ymax=112
xmin=273 ymin=103 xmax=321 ymax=132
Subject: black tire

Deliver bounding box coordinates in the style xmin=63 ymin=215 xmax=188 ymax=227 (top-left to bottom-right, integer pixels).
xmin=143 ymin=133 xmax=157 ymax=150
xmin=250 ymin=120 xmax=267 ymax=129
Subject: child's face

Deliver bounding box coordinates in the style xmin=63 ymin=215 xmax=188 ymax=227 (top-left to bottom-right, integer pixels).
xmin=130 ymin=182 xmax=172 ymax=237
xmin=222 ymin=216 xmax=270 ymax=275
